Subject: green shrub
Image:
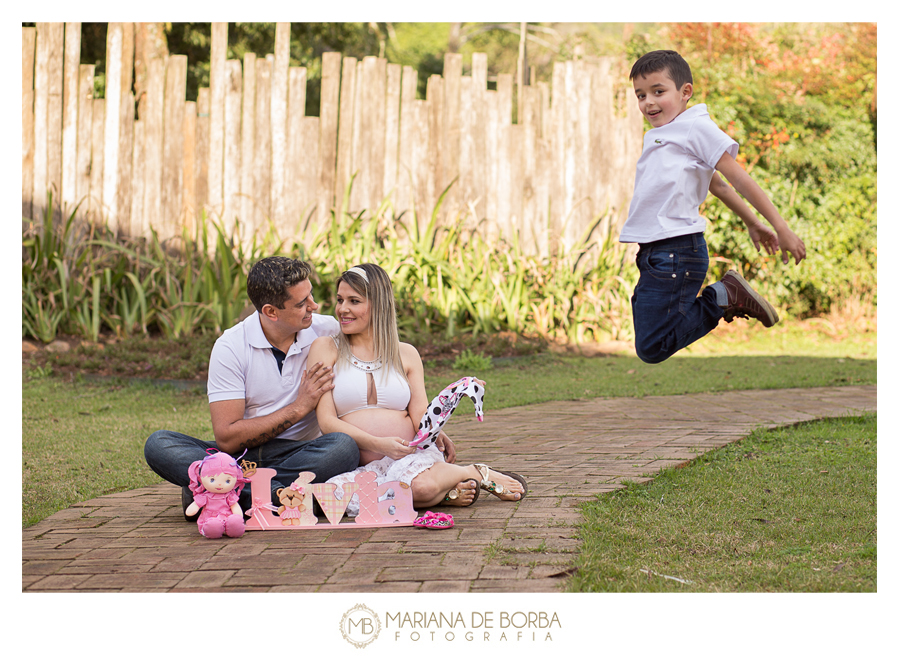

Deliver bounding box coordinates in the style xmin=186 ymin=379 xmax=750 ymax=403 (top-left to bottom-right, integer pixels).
xmin=452 ymin=349 xmax=494 ymax=372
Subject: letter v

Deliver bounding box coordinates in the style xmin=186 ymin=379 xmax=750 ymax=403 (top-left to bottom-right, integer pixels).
xmin=310 ymin=481 xmax=360 ymax=525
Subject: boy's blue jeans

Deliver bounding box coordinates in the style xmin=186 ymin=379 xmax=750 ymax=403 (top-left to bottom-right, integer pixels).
xmin=144 ymin=430 xmax=360 ymax=511
xmin=631 ymin=232 xmax=724 ymax=364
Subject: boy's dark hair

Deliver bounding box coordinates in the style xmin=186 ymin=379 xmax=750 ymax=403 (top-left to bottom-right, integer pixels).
xmin=630 ymin=50 xmax=693 ymax=89
xmin=247 ymin=256 xmax=312 ymax=311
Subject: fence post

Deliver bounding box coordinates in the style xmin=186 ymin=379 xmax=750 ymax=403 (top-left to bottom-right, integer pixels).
xmin=131 ymin=118 xmax=145 ymax=236
xmin=61 ymin=22 xmax=81 ymax=216
xmin=101 ymin=23 xmax=124 ymax=232
xmin=335 ymin=56 xmax=357 ymax=215
xmin=548 ymin=61 xmax=566 ymax=253
xmin=141 ymin=56 xmax=164 ymax=233
xmin=508 ymin=121 xmax=524 ymax=242
xmin=270 ymin=23 xmax=290 ymax=233
xmin=286 ymin=66 xmax=307 ymax=230
xmin=470 ymin=52 xmax=488 ymax=223
xmin=349 ymin=59 xmax=364 ymax=214
xmin=161 ymin=54 xmax=187 ymax=239
xmin=88 ymin=98 xmax=105 ymax=224
xmin=239 ymin=54 xmax=256 ymax=228
xmin=117 ymin=89 xmax=135 ymax=236
xmin=223 ymin=59 xmax=243 ymax=235
xmin=33 ymin=23 xmax=64 ymax=226
xmin=520 ymin=84 xmax=541 ymax=255
xmin=366 ymin=57 xmax=387 ymax=216
xmin=590 ymin=57 xmax=613 ymax=234
xmin=496 ymin=73 xmax=513 ymax=235
xmin=253 ymin=56 xmax=272 ymax=226
xmin=440 ymin=53 xmax=462 ymax=218
xmin=289 ymin=67 xmax=318 ymax=227
xmin=75 ymin=64 xmax=94 ymax=224
xmin=181 ymin=101 xmax=197 ymax=235
xmin=195 ymin=87 xmax=210 ymax=223
xmin=484 ymin=87 xmax=498 ymax=233
xmin=118 ymin=25 xmax=135 ymax=236
xmin=458 ymin=75 xmax=474 ymax=222
xmin=396 ymin=65 xmax=417 ymax=216
xmin=383 ymin=63 xmax=401 ymax=213
xmin=22 ymin=27 xmax=35 ymax=221
xmin=424 ymin=75 xmax=442 ymax=224
xmin=208 ymin=22 xmax=227 ymax=220
xmin=316 ymin=51 xmax=341 ymax=225
xmin=413 ymin=99 xmax=431 ymax=229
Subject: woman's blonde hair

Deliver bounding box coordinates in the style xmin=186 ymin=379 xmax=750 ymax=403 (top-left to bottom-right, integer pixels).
xmin=333 ymin=263 xmax=407 ymax=382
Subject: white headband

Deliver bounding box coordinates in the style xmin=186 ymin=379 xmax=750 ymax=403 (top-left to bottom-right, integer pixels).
xmin=347 ymin=266 xmax=369 ymax=283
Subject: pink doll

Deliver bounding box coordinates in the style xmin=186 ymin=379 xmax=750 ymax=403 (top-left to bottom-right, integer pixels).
xmin=185 ymin=450 xmax=249 ymax=539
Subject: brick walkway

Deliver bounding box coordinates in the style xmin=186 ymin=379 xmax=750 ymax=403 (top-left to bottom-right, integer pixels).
xmin=22 ymin=385 xmax=875 ymax=593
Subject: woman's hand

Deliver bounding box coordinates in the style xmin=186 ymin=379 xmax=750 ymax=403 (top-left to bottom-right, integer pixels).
xmin=377 ymin=436 xmax=417 ymax=461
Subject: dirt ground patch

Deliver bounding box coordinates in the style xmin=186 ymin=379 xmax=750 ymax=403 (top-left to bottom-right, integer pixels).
xmin=22 ymin=330 xmax=570 ymax=381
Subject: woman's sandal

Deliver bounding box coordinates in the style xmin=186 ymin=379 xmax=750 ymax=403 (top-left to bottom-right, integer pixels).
xmin=474 ymin=464 xmax=528 ymax=501
xmin=442 ymin=478 xmax=480 ymax=507
xmin=413 ymin=511 xmax=454 ymax=529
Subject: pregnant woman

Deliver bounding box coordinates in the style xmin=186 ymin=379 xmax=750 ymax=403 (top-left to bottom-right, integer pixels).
xmin=306 ymin=263 xmax=526 ymax=513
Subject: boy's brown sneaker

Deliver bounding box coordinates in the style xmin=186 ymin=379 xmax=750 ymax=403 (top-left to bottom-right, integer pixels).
xmin=720 ymin=270 xmax=779 ymax=327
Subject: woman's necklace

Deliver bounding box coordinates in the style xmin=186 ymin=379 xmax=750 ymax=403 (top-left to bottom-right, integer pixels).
xmin=347 ymin=342 xmax=382 ymax=372
xmin=348 ymin=353 xmax=382 ymax=372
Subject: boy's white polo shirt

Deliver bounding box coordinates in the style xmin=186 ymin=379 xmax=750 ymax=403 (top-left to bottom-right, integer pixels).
xmin=207 ymin=312 xmax=340 ymax=442
xmin=621 ymin=103 xmax=738 ymax=244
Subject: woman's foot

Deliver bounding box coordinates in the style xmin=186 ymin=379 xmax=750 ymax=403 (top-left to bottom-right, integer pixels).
xmin=442 ymin=478 xmax=479 ymax=507
xmin=473 ymin=464 xmax=527 ymax=501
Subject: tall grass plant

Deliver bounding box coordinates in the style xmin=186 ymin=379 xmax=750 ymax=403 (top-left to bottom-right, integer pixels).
xmin=22 ymin=184 xmax=637 ymax=346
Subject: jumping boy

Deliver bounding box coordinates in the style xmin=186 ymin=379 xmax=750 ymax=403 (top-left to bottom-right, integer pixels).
xmin=622 ymin=49 xmax=806 ymax=364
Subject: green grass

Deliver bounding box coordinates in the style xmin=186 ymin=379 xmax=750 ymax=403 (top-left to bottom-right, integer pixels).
xmin=567 ymin=414 xmax=877 ymax=592
xmin=426 ymin=353 xmax=875 ymax=409
xmin=21 ymin=377 xmax=211 ymax=527
xmin=680 ymin=314 xmax=876 ymax=359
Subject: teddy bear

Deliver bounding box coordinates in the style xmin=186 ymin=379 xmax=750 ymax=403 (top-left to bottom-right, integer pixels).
xmin=275 ymin=473 xmax=316 ymax=526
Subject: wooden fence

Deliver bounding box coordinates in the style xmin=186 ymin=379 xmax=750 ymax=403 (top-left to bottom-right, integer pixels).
xmin=22 ymin=22 xmax=643 ymax=256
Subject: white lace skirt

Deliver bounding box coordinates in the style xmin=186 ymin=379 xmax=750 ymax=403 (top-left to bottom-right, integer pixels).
xmin=326 ymin=444 xmax=445 ymax=516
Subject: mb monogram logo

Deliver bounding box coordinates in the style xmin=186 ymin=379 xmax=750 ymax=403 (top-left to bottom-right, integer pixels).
xmin=340 ymin=604 xmax=382 ymax=648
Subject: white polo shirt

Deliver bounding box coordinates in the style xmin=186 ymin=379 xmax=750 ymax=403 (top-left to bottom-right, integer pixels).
xmin=207 ymin=312 xmax=340 ymax=441
xmin=621 ymin=104 xmax=738 ymax=244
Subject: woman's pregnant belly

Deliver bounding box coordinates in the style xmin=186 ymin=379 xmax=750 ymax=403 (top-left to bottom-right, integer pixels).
xmin=341 ymin=408 xmax=415 ymax=440
xmin=342 ymin=408 xmax=415 ymax=464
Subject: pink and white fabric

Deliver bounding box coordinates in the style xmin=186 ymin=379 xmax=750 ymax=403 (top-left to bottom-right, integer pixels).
xmin=409 ymin=376 xmax=485 ymax=449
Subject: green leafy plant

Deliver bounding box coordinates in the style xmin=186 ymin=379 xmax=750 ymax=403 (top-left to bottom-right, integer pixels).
xmin=452 ymin=349 xmax=493 ymax=371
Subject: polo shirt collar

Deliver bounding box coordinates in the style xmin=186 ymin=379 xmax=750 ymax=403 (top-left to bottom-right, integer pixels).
xmin=244 ymin=311 xmax=316 ymax=355
xmin=245 ymin=312 xmax=272 ymax=349
xmin=294 ymin=324 xmax=319 ymax=352
xmin=675 ymin=103 xmax=708 ymax=123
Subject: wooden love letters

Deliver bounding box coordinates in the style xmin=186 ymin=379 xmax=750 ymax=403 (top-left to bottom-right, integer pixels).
xmin=241 ymin=461 xmax=417 ymax=530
